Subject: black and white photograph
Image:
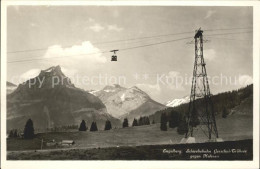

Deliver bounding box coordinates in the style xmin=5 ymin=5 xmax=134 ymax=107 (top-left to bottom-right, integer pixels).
xmin=1 ymin=1 xmax=260 ymax=169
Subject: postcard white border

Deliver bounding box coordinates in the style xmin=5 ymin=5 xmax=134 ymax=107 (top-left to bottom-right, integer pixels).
xmin=1 ymin=1 xmax=259 ymax=169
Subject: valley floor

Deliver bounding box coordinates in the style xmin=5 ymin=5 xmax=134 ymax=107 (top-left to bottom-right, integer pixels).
xmin=8 ymin=139 xmax=253 ymax=160
xmin=7 ymin=114 xmax=253 ymax=160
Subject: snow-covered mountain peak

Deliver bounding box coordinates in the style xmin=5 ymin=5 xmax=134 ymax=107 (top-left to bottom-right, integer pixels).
xmin=166 ymin=95 xmax=190 ymax=107
xmin=91 ymin=84 xmax=164 ymax=119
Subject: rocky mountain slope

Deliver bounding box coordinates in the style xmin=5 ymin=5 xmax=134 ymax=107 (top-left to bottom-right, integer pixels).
xmin=7 ymin=66 xmax=121 ymax=131
xmin=7 ymin=81 xmax=17 ymax=94
xmin=91 ymin=84 xmax=166 ymax=122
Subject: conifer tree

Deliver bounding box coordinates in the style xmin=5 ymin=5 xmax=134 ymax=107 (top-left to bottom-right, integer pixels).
xmin=190 ymin=108 xmax=200 ymax=127
xmin=169 ymin=111 xmax=180 ymax=128
xmin=90 ymin=122 xmax=98 ymax=131
xmin=145 ymin=117 xmax=150 ymax=125
xmin=160 ymin=113 xmax=167 ymax=131
xmin=177 ymin=118 xmax=188 ymax=135
xmin=122 ymin=118 xmax=129 ymax=128
xmin=79 ymin=120 xmax=87 ymax=131
xmin=13 ymin=129 xmax=18 ymax=137
xmin=24 ymin=119 xmax=34 ymax=139
xmin=222 ymin=107 xmax=229 ymax=118
xmin=132 ymin=118 xmax=138 ymax=127
xmin=104 ymin=120 xmax=112 ymax=130
xmin=9 ymin=130 xmax=14 ymax=138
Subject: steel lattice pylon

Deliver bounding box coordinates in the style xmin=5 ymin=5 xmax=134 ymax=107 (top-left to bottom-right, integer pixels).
xmin=185 ymin=28 xmax=219 ymax=140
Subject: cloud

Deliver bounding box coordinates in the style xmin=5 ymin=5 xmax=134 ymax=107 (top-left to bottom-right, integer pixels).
xmin=239 ymin=75 xmax=253 ymax=86
xmin=20 ymin=69 xmax=41 ymax=80
xmin=113 ymin=10 xmax=119 ymax=18
xmin=88 ymin=21 xmax=123 ymax=32
xmin=44 ymin=41 xmax=106 ymax=63
xmin=17 ymin=41 xmax=107 ymax=88
xmin=30 ymin=23 xmax=37 ymax=27
xmin=204 ymin=10 xmax=216 ymax=19
xmin=168 ymin=71 xmax=181 ymax=78
xmin=43 ymin=41 xmax=107 ymax=71
xmin=88 ymin=18 xmax=95 ymax=22
xmin=166 ymin=71 xmax=185 ymax=91
xmin=204 ymin=49 xmax=216 ymax=61
xmin=167 ymin=84 xmax=185 ymax=91
xmin=89 ymin=24 xmax=105 ymax=32
xmin=107 ymin=24 xmax=123 ymax=32
xmin=60 ymin=66 xmax=78 ymax=79
xmin=136 ymin=83 xmax=161 ymax=95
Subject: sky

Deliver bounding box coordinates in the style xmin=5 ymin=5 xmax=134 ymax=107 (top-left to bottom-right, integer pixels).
xmin=7 ymin=6 xmax=253 ymax=103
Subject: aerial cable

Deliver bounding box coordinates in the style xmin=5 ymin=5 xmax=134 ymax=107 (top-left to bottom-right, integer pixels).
xmin=204 ymin=27 xmax=252 ymax=32
xmin=8 ymin=36 xmax=193 ymax=64
xmin=7 ymin=27 xmax=252 ymax=54
xmin=7 ymin=31 xmax=253 ymax=64
xmin=205 ymin=36 xmax=251 ymax=41
xmin=7 ymin=31 xmax=194 ymax=54
xmin=204 ymin=31 xmax=252 ymax=37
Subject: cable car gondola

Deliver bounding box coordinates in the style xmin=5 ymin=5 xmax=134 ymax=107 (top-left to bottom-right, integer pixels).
xmin=110 ymin=49 xmax=119 ymax=61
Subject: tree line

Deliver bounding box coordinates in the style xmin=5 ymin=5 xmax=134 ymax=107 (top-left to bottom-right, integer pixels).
xmin=132 ymin=116 xmax=155 ymax=127
xmin=9 ymin=115 xmax=158 ymax=139
xmin=46 ymin=125 xmax=79 ymax=132
xmin=158 ymin=84 xmax=253 ymax=134
xmin=160 ymin=111 xmax=188 ymax=135
xmin=8 ymin=119 xmax=35 ymax=139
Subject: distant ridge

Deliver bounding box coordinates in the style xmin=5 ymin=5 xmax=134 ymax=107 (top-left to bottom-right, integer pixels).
xmin=91 ymin=84 xmax=166 ymax=121
xmin=165 ymin=96 xmax=190 ymax=107
xmin=7 ymin=65 xmax=121 ymax=130
xmin=7 ymin=81 xmax=17 ymax=94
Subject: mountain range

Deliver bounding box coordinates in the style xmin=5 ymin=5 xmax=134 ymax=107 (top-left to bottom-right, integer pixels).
xmin=7 ymin=65 xmax=252 ymax=132
xmin=7 ymin=66 xmax=121 ymax=130
xmin=7 ymin=65 xmax=166 ymax=131
xmin=90 ymin=84 xmax=166 ymax=122
xmin=7 ymin=81 xmax=17 ymax=94
xmin=165 ymin=96 xmax=190 ymax=107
